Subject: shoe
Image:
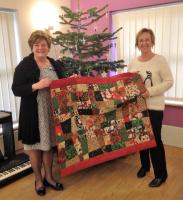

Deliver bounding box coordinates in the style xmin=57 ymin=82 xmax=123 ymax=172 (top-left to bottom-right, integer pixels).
xmin=35 ymin=182 xmax=46 ymax=196
xmin=148 ymin=177 xmax=167 ymax=187
xmin=43 ymin=178 xmax=64 ymax=191
xmin=137 ymin=167 xmax=150 ymax=178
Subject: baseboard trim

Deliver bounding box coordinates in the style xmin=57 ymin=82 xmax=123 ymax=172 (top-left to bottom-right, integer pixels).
xmin=162 ymin=125 xmax=183 ymax=148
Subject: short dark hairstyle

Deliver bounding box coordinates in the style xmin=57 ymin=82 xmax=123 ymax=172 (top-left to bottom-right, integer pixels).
xmin=28 ymin=30 xmax=51 ymax=50
xmin=135 ymin=28 xmax=155 ymax=47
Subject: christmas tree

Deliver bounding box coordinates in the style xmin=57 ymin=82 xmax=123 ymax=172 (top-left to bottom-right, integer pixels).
xmin=51 ymin=2 xmax=125 ymax=77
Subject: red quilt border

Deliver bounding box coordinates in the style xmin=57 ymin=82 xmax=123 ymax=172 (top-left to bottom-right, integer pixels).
xmin=60 ymin=140 xmax=156 ymax=176
xmin=50 ymin=72 xmax=137 ymax=88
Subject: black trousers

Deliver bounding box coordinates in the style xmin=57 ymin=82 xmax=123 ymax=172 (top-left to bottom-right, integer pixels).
xmin=139 ymin=110 xmax=168 ymax=179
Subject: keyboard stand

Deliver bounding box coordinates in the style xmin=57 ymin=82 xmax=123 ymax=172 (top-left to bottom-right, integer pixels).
xmin=0 ymin=111 xmax=15 ymax=158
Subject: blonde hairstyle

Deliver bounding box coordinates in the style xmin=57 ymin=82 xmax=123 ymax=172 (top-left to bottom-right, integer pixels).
xmin=135 ymin=28 xmax=155 ymax=47
xmin=28 ymin=30 xmax=51 ymax=50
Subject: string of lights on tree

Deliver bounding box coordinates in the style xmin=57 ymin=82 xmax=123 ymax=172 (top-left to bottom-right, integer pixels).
xmin=51 ymin=1 xmax=126 ymax=77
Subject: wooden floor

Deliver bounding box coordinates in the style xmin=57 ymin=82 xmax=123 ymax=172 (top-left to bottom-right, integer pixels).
xmin=1 ymin=145 xmax=183 ymax=200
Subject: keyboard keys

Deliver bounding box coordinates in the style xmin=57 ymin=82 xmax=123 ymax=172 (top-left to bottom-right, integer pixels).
xmin=0 ymin=161 xmax=31 ymax=181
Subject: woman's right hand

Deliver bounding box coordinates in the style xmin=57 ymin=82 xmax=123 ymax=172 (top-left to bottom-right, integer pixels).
xmin=141 ymin=90 xmax=150 ymax=98
xmin=32 ymin=78 xmax=52 ymax=91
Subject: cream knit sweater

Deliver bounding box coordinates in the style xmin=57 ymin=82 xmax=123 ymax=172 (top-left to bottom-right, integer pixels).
xmin=128 ymin=54 xmax=173 ymax=110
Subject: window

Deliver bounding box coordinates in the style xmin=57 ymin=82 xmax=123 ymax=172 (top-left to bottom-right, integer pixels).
xmin=112 ymin=3 xmax=183 ymax=106
xmin=0 ymin=9 xmax=21 ymax=125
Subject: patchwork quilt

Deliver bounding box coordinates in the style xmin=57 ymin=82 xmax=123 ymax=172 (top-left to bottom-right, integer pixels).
xmin=50 ymin=73 xmax=156 ymax=176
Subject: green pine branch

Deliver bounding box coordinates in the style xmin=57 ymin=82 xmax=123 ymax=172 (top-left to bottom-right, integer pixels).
xmin=51 ymin=4 xmax=126 ymax=76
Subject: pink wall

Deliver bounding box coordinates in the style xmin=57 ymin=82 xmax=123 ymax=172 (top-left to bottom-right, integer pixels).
xmin=71 ymin=0 xmax=183 ymax=32
xmin=163 ymin=106 xmax=183 ymax=127
xmin=71 ymin=0 xmax=183 ymax=12
xmin=71 ymin=0 xmax=183 ymax=128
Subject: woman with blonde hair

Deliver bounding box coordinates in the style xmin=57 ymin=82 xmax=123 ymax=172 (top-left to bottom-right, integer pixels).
xmin=128 ymin=28 xmax=173 ymax=187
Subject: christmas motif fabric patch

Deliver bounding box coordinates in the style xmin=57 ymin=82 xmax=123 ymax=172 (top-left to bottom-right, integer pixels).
xmin=50 ymin=73 xmax=156 ymax=176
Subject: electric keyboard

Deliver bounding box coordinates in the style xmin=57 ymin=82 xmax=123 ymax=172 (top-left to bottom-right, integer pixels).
xmin=0 ymin=153 xmax=32 ymax=187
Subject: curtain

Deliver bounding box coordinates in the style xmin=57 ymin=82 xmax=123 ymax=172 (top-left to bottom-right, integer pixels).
xmin=112 ymin=3 xmax=183 ymax=103
xmin=0 ymin=11 xmax=20 ymax=124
